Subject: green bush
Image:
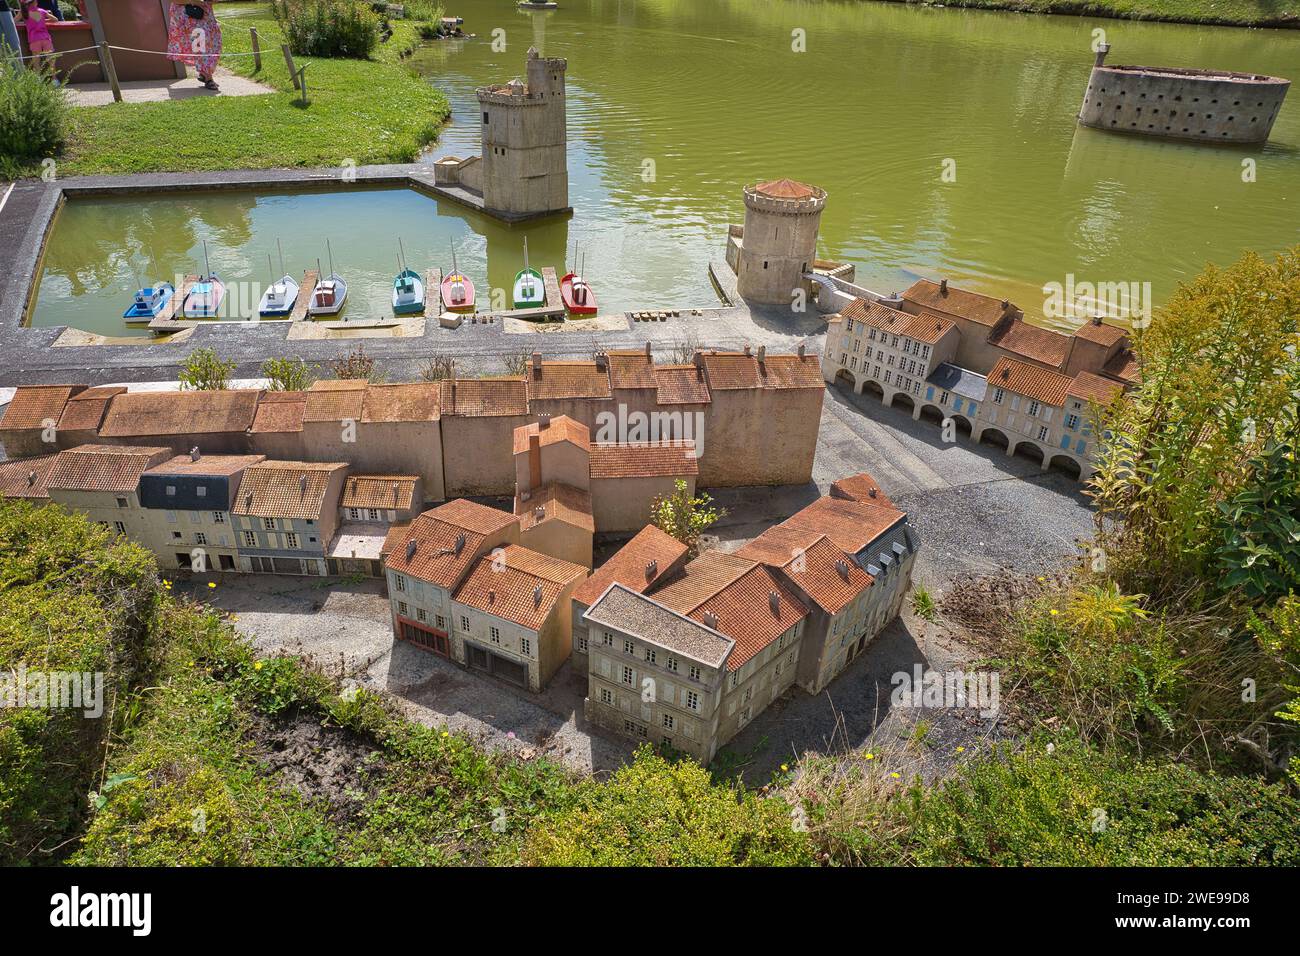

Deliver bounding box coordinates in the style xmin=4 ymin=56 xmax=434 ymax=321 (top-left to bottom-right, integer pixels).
xmin=522 ymin=747 xmax=814 ymax=866
xmin=900 ymin=739 xmax=1300 ymax=866
xmin=273 ymin=0 xmax=382 ymax=59
xmin=0 ymin=53 xmax=67 ymax=178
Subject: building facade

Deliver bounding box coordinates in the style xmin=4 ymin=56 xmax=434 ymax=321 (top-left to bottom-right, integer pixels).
xmin=231 ymin=461 xmax=348 ymax=575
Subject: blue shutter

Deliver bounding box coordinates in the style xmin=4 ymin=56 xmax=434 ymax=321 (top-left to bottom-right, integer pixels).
xmin=952 ymin=398 xmax=963 ymax=413
xmin=1075 ymin=439 xmax=1087 ymax=454
xmin=1060 ymin=435 xmax=1071 ymax=449
xmin=926 ymin=386 xmax=934 ymax=401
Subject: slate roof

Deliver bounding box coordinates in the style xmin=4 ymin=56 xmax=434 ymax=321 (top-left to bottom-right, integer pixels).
xmin=925 ymin=363 xmax=988 ymax=403
xmin=583 ymin=584 xmax=733 ymax=669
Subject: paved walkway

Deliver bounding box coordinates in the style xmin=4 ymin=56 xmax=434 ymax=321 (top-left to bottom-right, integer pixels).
xmin=64 ymin=67 xmax=274 ymax=107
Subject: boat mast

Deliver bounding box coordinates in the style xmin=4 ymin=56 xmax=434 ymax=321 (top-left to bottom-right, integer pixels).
xmin=277 ymin=238 xmax=287 ymax=278
xmin=327 ymin=239 xmax=336 ymax=279
xmin=450 ymin=239 xmax=458 ymax=277
xmin=398 ymin=237 xmax=408 ymax=274
xmin=202 ymin=240 xmax=211 ymax=280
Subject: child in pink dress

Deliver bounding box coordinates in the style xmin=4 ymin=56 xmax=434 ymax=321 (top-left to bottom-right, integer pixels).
xmin=16 ymin=0 xmax=55 ymax=77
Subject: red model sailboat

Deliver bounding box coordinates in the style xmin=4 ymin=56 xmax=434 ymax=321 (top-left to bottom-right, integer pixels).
xmin=441 ymin=242 xmax=476 ymax=313
xmin=561 ymin=248 xmax=597 ymax=315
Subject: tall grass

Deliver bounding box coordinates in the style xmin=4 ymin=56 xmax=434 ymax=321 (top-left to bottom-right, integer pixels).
xmin=0 ymin=54 xmax=67 ymax=179
xmin=273 ymin=0 xmax=382 ymax=59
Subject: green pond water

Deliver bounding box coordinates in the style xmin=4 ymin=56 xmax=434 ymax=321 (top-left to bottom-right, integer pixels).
xmin=31 ymin=0 xmax=1300 ymax=336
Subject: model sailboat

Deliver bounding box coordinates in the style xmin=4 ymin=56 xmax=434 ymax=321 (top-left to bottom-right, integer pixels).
xmin=392 ymin=239 xmax=425 ymax=315
xmin=182 ymin=241 xmax=225 ymax=319
xmin=258 ymin=239 xmax=299 ymax=318
xmin=308 ymin=240 xmax=348 ymax=317
xmin=441 ymin=240 xmax=475 ymax=313
xmin=512 ymin=236 xmax=544 ymax=309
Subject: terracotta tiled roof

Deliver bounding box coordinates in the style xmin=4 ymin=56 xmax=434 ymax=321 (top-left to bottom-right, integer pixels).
xmin=782 ymin=496 xmax=904 ymax=555
xmin=512 ymin=416 xmax=590 ymax=455
xmin=304 ymin=384 xmax=365 ymax=422
xmin=515 ymin=481 xmax=595 ymax=533
xmin=341 ymin=475 xmax=420 ymax=511
xmin=250 ymin=393 xmax=306 ymax=434
xmin=1066 ymin=371 xmax=1124 ymax=406
xmin=589 ymin=442 xmax=698 ymax=479
xmin=361 ymin=383 xmax=440 ymax=423
xmin=698 ymin=352 xmax=762 ymax=390
xmin=0 ymin=454 xmax=59 ymax=500
xmin=0 ymin=385 xmax=83 ymax=430
xmin=753 ymin=178 xmax=816 ymax=200
xmin=841 ymin=299 xmax=956 ymax=345
xmin=738 ymin=528 xmax=872 ymax=615
xmin=606 ymin=351 xmax=659 ymax=390
xmin=384 ymin=501 xmax=517 ymax=590
xmin=988 ymin=319 xmax=1070 ymax=369
xmin=310 ymin=380 xmax=369 ymax=391
xmin=439 ymin=378 xmax=529 ymax=417
xmin=830 ymin=472 xmax=895 ymax=509
xmin=1102 ymin=349 xmax=1140 ymax=384
xmin=231 ymin=461 xmax=347 ymax=520
xmin=453 ymin=544 xmax=587 ymax=632
xmin=99 ymin=390 xmax=260 ymax=437
xmin=655 ymin=365 xmax=712 ymax=405
xmin=526 ymin=360 xmax=612 ymax=401
xmin=56 ymin=387 xmax=127 ymax=434
xmin=901 ymin=279 xmax=1018 ymax=327
xmin=652 ymin=550 xmax=756 ymax=616
xmin=987 ymin=357 xmax=1074 ymax=407
xmin=571 ymin=524 xmax=689 ymax=607
xmin=45 ymin=445 xmax=172 ymax=493
xmin=1073 ymin=317 xmax=1129 ymax=347
xmin=760 ymin=353 xmax=825 ymax=389
xmin=381 ymin=520 xmax=411 ymax=557
xmin=687 ymin=562 xmax=808 ymax=671
xmin=145 ymin=453 xmax=265 ymax=477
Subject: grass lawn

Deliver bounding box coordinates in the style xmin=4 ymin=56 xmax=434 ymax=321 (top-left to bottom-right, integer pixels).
xmin=54 ymin=3 xmax=449 ymax=177
xmin=881 ymin=0 xmax=1298 ymax=27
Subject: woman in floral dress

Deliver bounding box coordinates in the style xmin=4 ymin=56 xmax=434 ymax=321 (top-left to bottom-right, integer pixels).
xmin=167 ymin=2 xmax=222 ymax=91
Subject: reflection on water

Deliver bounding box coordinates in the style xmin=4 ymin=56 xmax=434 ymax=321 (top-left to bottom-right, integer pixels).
xmin=31 ymin=0 xmax=1300 ymax=336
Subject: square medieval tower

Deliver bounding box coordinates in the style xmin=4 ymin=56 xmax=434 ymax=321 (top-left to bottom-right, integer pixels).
xmin=476 ymin=48 xmax=570 ymax=219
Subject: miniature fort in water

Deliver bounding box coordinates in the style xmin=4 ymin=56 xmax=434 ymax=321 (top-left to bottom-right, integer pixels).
xmin=1077 ymin=44 xmax=1290 ymax=145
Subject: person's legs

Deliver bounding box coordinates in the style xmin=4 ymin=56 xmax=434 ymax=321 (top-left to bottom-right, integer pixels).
xmin=0 ymin=9 xmax=24 ymax=66
xmin=29 ymin=39 xmax=54 ymax=80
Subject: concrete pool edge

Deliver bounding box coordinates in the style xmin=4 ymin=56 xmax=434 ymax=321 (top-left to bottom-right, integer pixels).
xmin=0 ymin=165 xmax=817 ymax=390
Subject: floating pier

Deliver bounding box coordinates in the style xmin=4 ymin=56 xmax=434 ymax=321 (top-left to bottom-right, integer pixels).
xmin=288 ymin=269 xmax=319 ymax=322
xmin=425 ymin=267 xmax=442 ymax=314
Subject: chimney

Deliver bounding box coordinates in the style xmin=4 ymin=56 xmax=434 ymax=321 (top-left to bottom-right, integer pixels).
xmin=189 ymin=446 xmax=201 ymax=462
xmin=533 ymin=583 xmax=543 ymax=607
xmin=798 ymin=343 xmax=806 ymax=359
xmin=868 ymin=488 xmax=877 ymax=499
xmin=768 ymin=590 xmax=780 ymax=615
xmin=488 ymin=588 xmax=495 ymax=603
xmin=529 ymin=433 xmax=542 ymax=489
xmin=645 ymin=559 xmax=657 ymax=580
xmin=939 ymin=278 xmax=948 ymax=296
xmin=702 ymin=610 xmax=718 ymax=629
xmin=1093 ymin=314 xmax=1104 ymax=326
xmin=595 ymin=353 xmax=608 ymax=371
xmin=538 ymin=413 xmax=552 ymax=429
xmin=644 ymin=341 xmax=652 ymax=359
xmin=531 ymin=352 xmax=543 ymax=379
xmin=534 ymin=505 xmax=545 ymax=520
xmin=406 ymin=539 xmax=417 ymax=560
xmin=26 ymin=470 xmax=36 ymax=487
xmin=757 ymin=345 xmax=766 ymax=364
xmin=391 ymin=481 xmax=399 ymax=501
xmin=835 ymin=559 xmax=849 ymax=579
xmin=744 ymin=344 xmax=752 ymax=356
xmin=693 ymin=353 xmax=705 ymax=370
xmin=454 ymin=532 xmax=466 ymax=555
xmin=1001 ymin=299 xmax=1010 ymax=311
xmin=299 ymin=474 xmax=308 ymax=494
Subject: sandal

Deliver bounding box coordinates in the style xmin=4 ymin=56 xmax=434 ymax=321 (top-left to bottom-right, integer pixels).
xmin=202 ymin=78 xmax=220 ymax=91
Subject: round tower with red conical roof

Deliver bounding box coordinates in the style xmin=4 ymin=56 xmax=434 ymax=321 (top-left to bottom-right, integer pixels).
xmin=736 ymin=178 xmax=827 ymax=306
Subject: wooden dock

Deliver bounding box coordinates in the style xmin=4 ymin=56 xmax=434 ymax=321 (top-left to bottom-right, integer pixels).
xmin=288 ymin=269 xmax=319 ymax=322
xmin=425 ymin=268 xmax=442 ymax=314
xmin=542 ymin=266 xmax=562 ymax=310
xmin=145 ymin=274 xmax=198 ymax=329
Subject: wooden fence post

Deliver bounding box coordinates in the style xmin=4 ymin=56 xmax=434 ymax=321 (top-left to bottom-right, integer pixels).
xmin=281 ymin=43 xmax=300 ymax=90
xmin=98 ymin=42 xmax=122 ymax=103
xmin=250 ymin=28 xmax=262 ymax=72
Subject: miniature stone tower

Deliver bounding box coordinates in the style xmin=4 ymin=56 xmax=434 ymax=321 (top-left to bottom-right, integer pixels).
xmin=476 ymin=48 xmax=570 ymax=219
xmin=735 ymin=179 xmax=827 ymax=306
